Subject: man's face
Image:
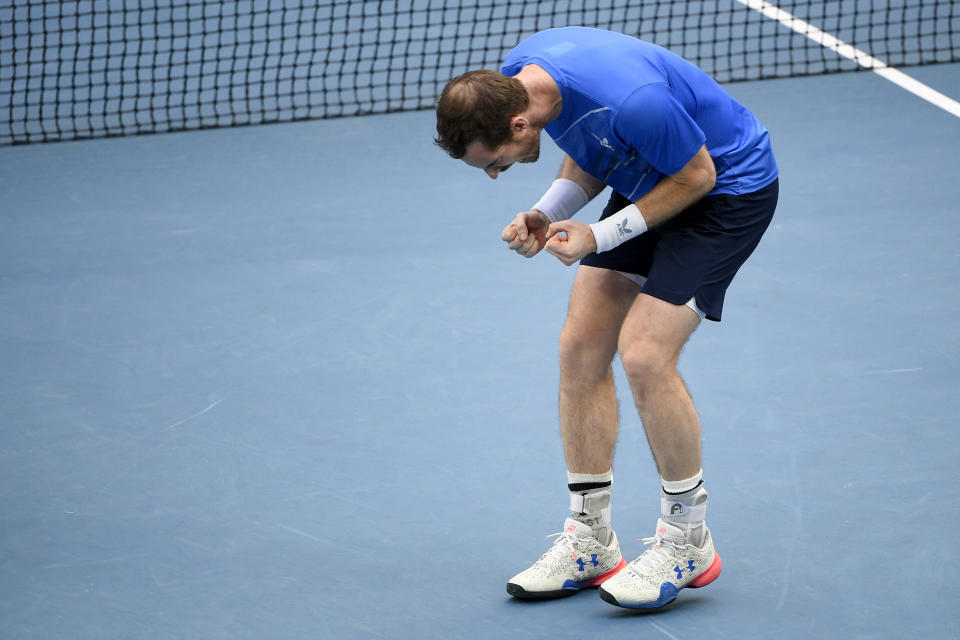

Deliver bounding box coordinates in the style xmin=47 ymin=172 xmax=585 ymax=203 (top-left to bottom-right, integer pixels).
xmin=462 ymin=125 xmax=541 ymax=179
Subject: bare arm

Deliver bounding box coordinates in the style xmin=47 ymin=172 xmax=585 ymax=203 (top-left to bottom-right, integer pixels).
xmin=630 ymin=145 xmax=716 ymax=228
xmin=548 ymin=145 xmax=715 ymax=228
xmin=556 ymin=154 xmax=608 ymax=201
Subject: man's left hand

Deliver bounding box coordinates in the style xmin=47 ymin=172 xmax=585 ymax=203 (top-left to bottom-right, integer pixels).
xmin=544 ymin=220 xmax=598 ymax=266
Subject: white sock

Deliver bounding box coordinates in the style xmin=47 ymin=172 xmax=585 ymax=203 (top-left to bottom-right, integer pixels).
xmin=661 ymin=470 xmax=703 ymax=495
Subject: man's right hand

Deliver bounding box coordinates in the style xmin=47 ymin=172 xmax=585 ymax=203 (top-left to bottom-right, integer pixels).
xmin=501 ymin=210 xmax=551 ymax=258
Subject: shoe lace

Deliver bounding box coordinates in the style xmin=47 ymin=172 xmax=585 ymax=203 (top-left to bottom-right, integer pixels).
xmin=536 ymin=529 xmax=582 ymax=566
xmin=631 ymin=531 xmax=678 ymax=574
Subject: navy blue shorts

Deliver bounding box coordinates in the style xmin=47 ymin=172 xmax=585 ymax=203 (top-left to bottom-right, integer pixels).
xmin=580 ymin=179 xmax=779 ymax=322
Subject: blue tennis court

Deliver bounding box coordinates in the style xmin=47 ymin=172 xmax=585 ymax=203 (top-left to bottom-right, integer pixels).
xmin=2 ymin=2 xmax=959 ymax=638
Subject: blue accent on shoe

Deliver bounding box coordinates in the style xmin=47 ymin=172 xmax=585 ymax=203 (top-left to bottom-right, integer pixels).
xmin=653 ymin=582 xmax=680 ymax=607
xmin=601 ymin=582 xmax=680 ymax=609
xmin=560 ymin=578 xmax=587 ymax=591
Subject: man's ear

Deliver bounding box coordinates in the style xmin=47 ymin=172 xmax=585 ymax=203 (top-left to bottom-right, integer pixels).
xmin=510 ymin=115 xmax=530 ymax=132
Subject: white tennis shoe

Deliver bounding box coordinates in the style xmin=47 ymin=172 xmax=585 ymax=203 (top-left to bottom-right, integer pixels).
xmin=598 ymin=518 xmax=722 ymax=609
xmin=506 ymin=518 xmax=628 ymax=599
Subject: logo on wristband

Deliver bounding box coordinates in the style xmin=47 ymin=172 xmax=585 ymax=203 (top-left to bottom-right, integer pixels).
xmin=616 ymin=220 xmax=633 ymax=238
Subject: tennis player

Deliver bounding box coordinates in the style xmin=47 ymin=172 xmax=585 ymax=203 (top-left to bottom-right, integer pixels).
xmin=435 ymin=26 xmax=778 ymax=609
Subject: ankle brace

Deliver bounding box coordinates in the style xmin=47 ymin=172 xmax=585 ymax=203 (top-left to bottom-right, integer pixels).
xmin=661 ymin=482 xmax=708 ymax=545
xmin=567 ymin=471 xmax=613 ymax=544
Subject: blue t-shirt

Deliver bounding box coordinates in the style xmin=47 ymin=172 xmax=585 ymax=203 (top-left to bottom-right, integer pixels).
xmin=501 ymin=27 xmax=778 ymax=199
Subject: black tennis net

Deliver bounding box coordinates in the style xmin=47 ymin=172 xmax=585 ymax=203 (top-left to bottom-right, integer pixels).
xmin=1 ymin=0 xmax=957 ymax=145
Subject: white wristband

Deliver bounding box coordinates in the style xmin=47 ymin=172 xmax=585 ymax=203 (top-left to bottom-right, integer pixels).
xmin=589 ymin=205 xmax=648 ymax=252
xmin=531 ymin=178 xmax=589 ymax=223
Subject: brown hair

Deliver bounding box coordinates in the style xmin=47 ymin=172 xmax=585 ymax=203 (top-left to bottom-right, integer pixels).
xmin=434 ymin=70 xmax=529 ymax=159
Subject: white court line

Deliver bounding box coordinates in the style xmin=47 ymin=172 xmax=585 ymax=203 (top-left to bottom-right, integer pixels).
xmin=735 ymin=0 xmax=960 ymax=118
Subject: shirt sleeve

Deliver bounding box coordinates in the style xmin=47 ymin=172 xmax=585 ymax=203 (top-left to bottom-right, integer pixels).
xmin=613 ymin=82 xmax=706 ymax=176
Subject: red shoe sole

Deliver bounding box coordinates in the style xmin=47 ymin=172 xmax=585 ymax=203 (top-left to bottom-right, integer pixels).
xmin=687 ymin=552 xmax=722 ymax=588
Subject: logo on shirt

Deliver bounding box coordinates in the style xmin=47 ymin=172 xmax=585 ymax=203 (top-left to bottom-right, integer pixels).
xmin=591 ymin=132 xmax=615 ymax=151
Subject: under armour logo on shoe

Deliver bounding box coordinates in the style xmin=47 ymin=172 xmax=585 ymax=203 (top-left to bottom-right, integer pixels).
xmin=670 ymin=503 xmax=685 ymax=515
xmin=673 ymin=560 xmax=696 ymax=580
xmin=576 ymin=554 xmax=600 ymax=571
xmin=616 ymin=219 xmax=632 ymax=237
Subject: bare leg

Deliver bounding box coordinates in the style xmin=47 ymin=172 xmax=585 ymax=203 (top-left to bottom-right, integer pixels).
xmin=557 ymin=266 xmax=640 ymax=474
xmin=617 ymin=293 xmax=702 ymax=482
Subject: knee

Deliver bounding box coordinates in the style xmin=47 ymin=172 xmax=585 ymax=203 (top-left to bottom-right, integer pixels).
xmin=558 ymin=323 xmax=616 ymax=382
xmin=619 ymin=339 xmax=675 ymax=399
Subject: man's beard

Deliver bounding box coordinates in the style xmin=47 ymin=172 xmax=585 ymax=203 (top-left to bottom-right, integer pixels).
xmin=521 ymin=135 xmax=540 ymax=163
